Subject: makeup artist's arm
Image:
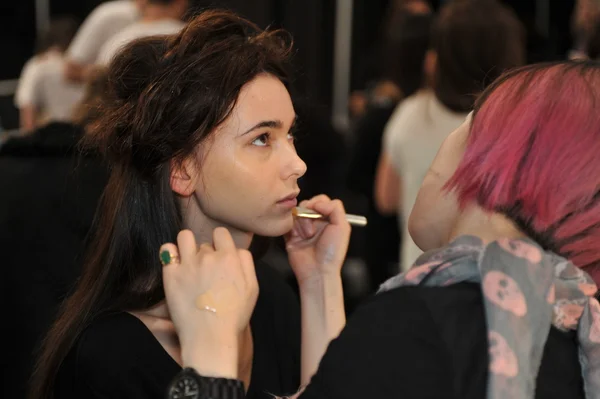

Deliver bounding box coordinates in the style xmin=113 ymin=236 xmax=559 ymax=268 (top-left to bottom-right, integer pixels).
xmin=285 ymin=195 xmax=351 ymax=386
xmin=375 ymin=152 xmax=401 ymax=215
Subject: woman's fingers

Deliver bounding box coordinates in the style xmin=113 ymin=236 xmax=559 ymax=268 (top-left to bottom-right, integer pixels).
xmin=303 ymin=194 xmax=331 ymax=208
xmin=312 ymin=199 xmax=349 ymax=228
xmin=177 ymin=230 xmax=198 ymax=264
xmin=212 ymin=227 xmax=236 ymax=252
xmin=295 ymin=195 xmax=332 ymax=238
xmin=238 ymin=249 xmax=258 ymax=292
xmin=299 ymin=218 xmax=315 ymax=238
xmin=197 ymin=243 xmax=214 ymax=255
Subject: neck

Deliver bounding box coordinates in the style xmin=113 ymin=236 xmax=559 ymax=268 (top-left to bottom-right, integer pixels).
xmin=142 ymin=5 xmax=180 ymax=22
xmin=447 ymin=205 xmax=526 ymax=246
xmin=142 ymin=301 xmax=171 ymax=319
xmin=179 ymin=196 xmax=254 ymax=250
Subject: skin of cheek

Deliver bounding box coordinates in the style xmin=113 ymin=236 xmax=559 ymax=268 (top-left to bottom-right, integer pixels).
xmin=196 ymin=139 xmax=294 ymax=237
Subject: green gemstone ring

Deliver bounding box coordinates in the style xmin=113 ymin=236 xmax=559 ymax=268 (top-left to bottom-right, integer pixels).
xmin=160 ymin=250 xmax=180 ymax=266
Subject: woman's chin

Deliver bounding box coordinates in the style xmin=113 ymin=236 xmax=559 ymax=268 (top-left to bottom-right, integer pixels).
xmin=254 ymin=215 xmax=294 ymax=237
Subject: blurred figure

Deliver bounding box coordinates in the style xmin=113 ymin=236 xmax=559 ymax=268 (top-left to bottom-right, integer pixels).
xmin=15 ymin=17 xmax=81 ymax=132
xmin=585 ymin=17 xmax=600 ymax=59
xmin=376 ymin=0 xmax=525 ymax=271
xmin=96 ymin=0 xmax=189 ymax=65
xmin=348 ymin=0 xmax=432 ymax=118
xmin=65 ymin=0 xmax=145 ymax=82
xmin=2 ymin=71 xmax=110 ymax=399
xmin=347 ymin=7 xmax=433 ymax=290
xmin=570 ymin=0 xmax=600 ymax=59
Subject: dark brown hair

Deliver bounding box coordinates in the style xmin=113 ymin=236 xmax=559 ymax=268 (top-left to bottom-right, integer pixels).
xmin=29 ymin=10 xmax=292 ymax=398
xmin=71 ymin=68 xmax=111 ymax=127
xmin=432 ymin=0 xmax=526 ymax=112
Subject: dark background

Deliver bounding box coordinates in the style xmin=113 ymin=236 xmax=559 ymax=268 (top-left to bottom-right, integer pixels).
xmin=0 ymin=0 xmax=578 ymax=130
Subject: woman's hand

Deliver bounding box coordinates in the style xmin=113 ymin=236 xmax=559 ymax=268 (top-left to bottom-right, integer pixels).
xmin=285 ymin=195 xmax=351 ymax=285
xmin=161 ymin=228 xmax=258 ymax=378
xmin=285 ymin=195 xmax=350 ymax=384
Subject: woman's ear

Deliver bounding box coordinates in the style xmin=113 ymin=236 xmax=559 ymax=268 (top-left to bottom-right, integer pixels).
xmin=170 ymin=158 xmax=199 ymax=197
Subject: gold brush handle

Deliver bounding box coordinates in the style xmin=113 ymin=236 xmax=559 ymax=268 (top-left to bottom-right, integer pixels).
xmin=293 ymin=207 xmax=368 ymax=227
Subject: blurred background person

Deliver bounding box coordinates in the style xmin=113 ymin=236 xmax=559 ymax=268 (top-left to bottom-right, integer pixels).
xmin=96 ymin=0 xmax=188 ymax=65
xmin=570 ymin=0 xmax=600 ymax=59
xmin=347 ymin=2 xmax=433 ymax=290
xmin=64 ymin=0 xmax=145 ymax=82
xmin=375 ymin=0 xmax=526 ymax=271
xmin=587 ymin=18 xmax=600 ymax=59
xmin=15 ymin=17 xmax=80 ymax=132
xmin=347 ymin=0 xmax=432 ymax=120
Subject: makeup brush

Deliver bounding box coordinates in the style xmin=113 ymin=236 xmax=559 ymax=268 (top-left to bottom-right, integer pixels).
xmin=292 ymin=206 xmax=368 ymax=227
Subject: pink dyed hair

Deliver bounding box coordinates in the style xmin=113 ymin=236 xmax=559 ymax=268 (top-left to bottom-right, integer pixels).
xmin=446 ymin=61 xmax=600 ymax=283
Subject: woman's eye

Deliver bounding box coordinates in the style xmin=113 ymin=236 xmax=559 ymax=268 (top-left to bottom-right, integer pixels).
xmin=252 ymin=133 xmax=269 ymax=147
xmin=287 ymin=131 xmax=295 ymax=141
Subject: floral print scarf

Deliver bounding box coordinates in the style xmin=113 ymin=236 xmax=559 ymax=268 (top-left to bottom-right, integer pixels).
xmin=379 ymin=235 xmax=600 ymax=399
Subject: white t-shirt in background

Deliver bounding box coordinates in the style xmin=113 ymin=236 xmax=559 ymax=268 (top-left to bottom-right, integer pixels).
xmin=15 ymin=51 xmax=85 ymax=122
xmin=96 ymin=19 xmax=185 ymax=65
xmin=383 ymin=90 xmax=468 ymax=271
xmin=15 ymin=57 xmax=41 ymax=108
xmin=67 ymin=0 xmax=140 ymax=65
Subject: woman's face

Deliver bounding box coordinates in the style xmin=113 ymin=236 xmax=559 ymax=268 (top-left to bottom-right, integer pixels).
xmin=184 ymin=73 xmax=307 ymax=237
xmin=408 ymin=114 xmax=471 ymax=251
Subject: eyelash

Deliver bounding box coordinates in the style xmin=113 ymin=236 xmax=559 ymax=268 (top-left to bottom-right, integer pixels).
xmin=251 ymin=130 xmax=296 ymax=147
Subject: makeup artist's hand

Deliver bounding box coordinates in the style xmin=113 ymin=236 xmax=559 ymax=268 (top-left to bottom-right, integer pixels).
xmin=161 ymin=228 xmax=258 ymax=378
xmin=286 ymin=196 xmax=350 ymax=384
xmin=285 ymin=195 xmax=351 ymax=284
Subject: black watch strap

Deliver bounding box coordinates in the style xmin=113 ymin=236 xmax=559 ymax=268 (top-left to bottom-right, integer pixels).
xmin=167 ymin=368 xmax=245 ymax=399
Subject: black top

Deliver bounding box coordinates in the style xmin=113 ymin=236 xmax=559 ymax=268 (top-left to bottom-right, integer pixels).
xmin=300 ymin=283 xmax=584 ymax=399
xmin=55 ymin=263 xmax=301 ymax=399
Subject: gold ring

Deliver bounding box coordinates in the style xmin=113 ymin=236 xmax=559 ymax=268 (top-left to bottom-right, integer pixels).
xmin=159 ymin=250 xmax=180 ymax=266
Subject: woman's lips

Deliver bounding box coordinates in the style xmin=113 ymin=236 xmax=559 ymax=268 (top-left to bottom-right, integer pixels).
xmin=277 ymin=194 xmax=299 ymax=209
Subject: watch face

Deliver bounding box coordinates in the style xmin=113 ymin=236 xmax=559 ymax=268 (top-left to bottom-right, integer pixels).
xmin=169 ymin=375 xmax=201 ymax=399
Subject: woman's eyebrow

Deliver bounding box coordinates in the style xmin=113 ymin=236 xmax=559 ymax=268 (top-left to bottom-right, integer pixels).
xmin=241 ymin=114 xmax=298 ymax=135
xmin=241 ymin=120 xmax=282 ymax=135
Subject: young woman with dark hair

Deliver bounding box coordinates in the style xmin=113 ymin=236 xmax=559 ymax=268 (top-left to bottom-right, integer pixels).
xmin=30 ymin=10 xmax=350 ymax=399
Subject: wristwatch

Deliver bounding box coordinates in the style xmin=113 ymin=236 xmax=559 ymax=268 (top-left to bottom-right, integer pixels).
xmin=167 ymin=368 xmax=245 ymax=399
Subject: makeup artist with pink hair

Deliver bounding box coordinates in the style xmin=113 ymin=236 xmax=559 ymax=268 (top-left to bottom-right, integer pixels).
xmin=164 ymin=61 xmax=600 ymax=399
